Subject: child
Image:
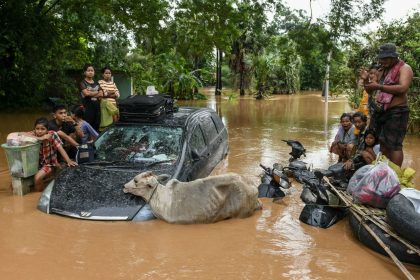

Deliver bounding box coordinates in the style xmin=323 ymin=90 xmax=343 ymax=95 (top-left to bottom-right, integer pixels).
xmin=98 ymin=66 xmax=120 ymax=130
xmin=344 ymin=129 xmax=379 ymax=171
xmin=71 ymin=105 xmax=99 ymax=145
xmin=358 ymin=64 xmax=381 ymax=129
xmin=361 ymin=129 xmax=379 ymax=164
xmin=343 ymin=112 xmax=368 ymax=170
xmin=352 ymin=112 xmax=368 ymax=150
xmin=330 ymin=113 xmax=356 ymax=162
xmin=30 ymin=118 xmax=77 ymax=191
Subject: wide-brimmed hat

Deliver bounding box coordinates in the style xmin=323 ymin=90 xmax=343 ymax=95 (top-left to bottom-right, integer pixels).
xmin=377 ymin=43 xmax=399 ymax=59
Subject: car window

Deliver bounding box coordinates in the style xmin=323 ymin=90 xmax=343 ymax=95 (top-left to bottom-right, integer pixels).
xmin=201 ymin=116 xmax=218 ymax=142
xmin=191 ymin=126 xmax=206 ymax=153
xmin=94 ymin=125 xmax=183 ymax=162
xmin=211 ymin=114 xmax=224 ymax=132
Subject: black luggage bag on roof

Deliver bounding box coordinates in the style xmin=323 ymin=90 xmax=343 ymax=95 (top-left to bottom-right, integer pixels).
xmin=118 ymin=94 xmax=176 ymax=121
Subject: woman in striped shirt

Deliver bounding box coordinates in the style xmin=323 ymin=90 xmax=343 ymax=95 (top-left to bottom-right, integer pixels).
xmin=98 ymin=66 xmax=120 ymax=131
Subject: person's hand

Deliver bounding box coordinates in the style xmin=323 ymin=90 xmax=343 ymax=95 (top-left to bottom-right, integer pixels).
xmin=67 ymin=160 xmax=78 ymax=167
xmin=358 ymin=68 xmax=368 ymax=80
xmin=343 ymin=160 xmax=353 ymax=170
xmin=64 ymin=116 xmax=76 ymax=124
xmin=364 ymin=82 xmax=381 ymax=92
xmin=40 ymin=134 xmax=52 ymax=141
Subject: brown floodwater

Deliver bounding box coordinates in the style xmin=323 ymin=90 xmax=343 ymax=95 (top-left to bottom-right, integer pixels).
xmin=1 ymin=92 xmax=419 ymax=279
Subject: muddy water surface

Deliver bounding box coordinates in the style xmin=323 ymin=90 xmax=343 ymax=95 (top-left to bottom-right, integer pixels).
xmin=1 ymin=93 xmax=420 ymax=279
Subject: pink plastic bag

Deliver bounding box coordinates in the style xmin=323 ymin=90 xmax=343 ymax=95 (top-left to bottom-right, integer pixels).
xmin=348 ymin=161 xmax=400 ymax=208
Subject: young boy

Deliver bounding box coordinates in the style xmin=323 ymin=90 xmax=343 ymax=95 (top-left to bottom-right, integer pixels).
xmin=30 ymin=118 xmax=77 ymax=191
xmin=49 ymin=104 xmax=83 ymax=158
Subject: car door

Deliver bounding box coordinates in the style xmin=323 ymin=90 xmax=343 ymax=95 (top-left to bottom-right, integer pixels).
xmin=186 ymin=124 xmax=209 ymax=180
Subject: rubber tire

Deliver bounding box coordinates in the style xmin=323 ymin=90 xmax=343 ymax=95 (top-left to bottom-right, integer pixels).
xmin=387 ymin=194 xmax=420 ymax=246
xmin=348 ymin=212 xmax=420 ymax=265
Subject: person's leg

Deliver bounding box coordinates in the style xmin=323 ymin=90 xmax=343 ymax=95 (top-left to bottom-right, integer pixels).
xmin=346 ymin=143 xmax=355 ymax=159
xmin=389 ymin=150 xmax=404 ymax=167
xmin=34 ymin=168 xmax=50 ymax=192
xmin=378 ymin=108 xmax=408 ymax=167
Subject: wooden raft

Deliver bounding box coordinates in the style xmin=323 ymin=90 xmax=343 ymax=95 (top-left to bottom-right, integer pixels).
xmin=323 ymin=177 xmax=420 ymax=280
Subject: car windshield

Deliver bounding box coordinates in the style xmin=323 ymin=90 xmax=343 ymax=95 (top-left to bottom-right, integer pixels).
xmin=94 ymin=125 xmax=183 ymax=163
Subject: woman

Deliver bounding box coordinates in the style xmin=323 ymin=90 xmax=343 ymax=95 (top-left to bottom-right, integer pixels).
xmin=79 ymin=64 xmax=104 ymax=132
xmin=98 ymin=66 xmax=120 ymax=131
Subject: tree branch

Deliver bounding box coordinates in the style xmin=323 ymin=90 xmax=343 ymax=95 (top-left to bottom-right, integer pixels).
xmin=42 ymin=0 xmax=61 ymax=16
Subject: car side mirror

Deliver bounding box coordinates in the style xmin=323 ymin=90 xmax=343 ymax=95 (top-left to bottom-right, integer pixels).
xmin=191 ymin=149 xmax=201 ymax=161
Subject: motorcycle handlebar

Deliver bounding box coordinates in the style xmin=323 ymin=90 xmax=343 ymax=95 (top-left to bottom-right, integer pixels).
xmin=259 ymin=164 xmax=271 ymax=174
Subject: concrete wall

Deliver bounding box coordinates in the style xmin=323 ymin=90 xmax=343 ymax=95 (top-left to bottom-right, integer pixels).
xmin=113 ymin=72 xmax=133 ymax=99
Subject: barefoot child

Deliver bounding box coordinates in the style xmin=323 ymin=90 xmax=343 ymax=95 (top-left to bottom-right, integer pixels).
xmin=30 ymin=118 xmax=77 ymax=191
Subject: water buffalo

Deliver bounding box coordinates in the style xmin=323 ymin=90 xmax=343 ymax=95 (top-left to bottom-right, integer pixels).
xmin=123 ymin=171 xmax=262 ymax=224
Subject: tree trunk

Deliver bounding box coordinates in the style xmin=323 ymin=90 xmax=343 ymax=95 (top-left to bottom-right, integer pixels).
xmin=239 ymin=51 xmax=245 ymax=96
xmin=193 ymin=56 xmax=199 ymax=94
xmin=323 ymin=50 xmax=332 ymax=102
xmin=215 ymin=48 xmax=222 ymax=95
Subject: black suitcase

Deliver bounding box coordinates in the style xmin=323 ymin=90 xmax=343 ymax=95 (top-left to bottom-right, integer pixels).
xmin=118 ymin=94 xmax=175 ymax=121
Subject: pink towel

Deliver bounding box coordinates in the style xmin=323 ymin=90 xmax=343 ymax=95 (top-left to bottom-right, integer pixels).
xmin=376 ymin=60 xmax=405 ymax=111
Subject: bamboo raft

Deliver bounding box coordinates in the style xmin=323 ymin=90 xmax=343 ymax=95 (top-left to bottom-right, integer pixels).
xmin=323 ymin=177 xmax=420 ymax=280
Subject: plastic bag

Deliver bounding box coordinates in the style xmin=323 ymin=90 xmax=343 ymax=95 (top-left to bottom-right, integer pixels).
xmin=347 ymin=165 xmax=373 ymax=195
xmin=374 ymin=155 xmax=416 ymax=188
xmin=6 ymin=132 xmax=37 ymax=146
xmin=348 ymin=161 xmax=400 ymax=208
xmin=146 ymin=85 xmax=159 ymax=95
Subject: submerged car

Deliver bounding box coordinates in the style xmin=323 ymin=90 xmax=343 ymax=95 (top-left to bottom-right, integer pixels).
xmin=38 ymin=107 xmax=229 ymax=221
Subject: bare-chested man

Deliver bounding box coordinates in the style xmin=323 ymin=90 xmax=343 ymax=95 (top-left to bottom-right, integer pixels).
xmin=364 ymin=43 xmax=413 ymax=167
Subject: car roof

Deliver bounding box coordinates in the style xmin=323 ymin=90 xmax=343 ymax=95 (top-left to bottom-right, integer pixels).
xmin=116 ymin=107 xmax=214 ymax=127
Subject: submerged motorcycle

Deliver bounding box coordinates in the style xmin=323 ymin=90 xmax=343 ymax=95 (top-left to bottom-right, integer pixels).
xmin=258 ymin=163 xmax=290 ymax=200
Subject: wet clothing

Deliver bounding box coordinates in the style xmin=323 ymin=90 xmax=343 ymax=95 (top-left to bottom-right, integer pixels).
xmin=30 ymin=131 xmax=63 ymax=174
xmin=79 ymin=120 xmax=99 ymax=144
xmin=48 ymin=120 xmax=76 ymax=136
xmin=375 ymin=106 xmax=409 ymax=151
xmin=376 ymin=60 xmax=405 ymax=111
xmin=100 ymin=98 xmax=119 ymax=131
xmin=334 ymin=126 xmax=356 ymax=144
xmin=98 ymin=79 xmax=120 ymax=98
xmin=358 ymin=90 xmax=369 ymax=117
xmin=98 ymin=79 xmax=119 ymax=131
xmin=355 ymin=127 xmax=367 ymax=153
xmin=330 ymin=126 xmax=357 ymax=160
xmin=80 ymin=80 xmax=102 ymax=132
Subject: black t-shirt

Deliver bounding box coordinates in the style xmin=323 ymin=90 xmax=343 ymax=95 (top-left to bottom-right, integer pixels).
xmin=48 ymin=120 xmax=76 ymax=135
xmin=80 ymin=80 xmax=101 ymax=101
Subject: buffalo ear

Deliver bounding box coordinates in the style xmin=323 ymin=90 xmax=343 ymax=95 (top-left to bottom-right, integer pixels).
xmin=156 ymin=174 xmax=170 ymax=185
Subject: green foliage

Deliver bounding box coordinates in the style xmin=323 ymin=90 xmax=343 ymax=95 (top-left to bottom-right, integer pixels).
xmin=246 ymin=37 xmax=302 ymax=95
xmin=222 ymin=90 xmax=239 ymax=101
xmin=408 ymin=93 xmax=420 ymax=133
xmin=0 ymin=0 xmax=131 ymax=109
xmin=348 ymin=12 xmax=420 ymax=130
xmin=127 ymin=49 xmax=204 ymax=99
xmin=3 ymin=0 xmax=418 ymax=111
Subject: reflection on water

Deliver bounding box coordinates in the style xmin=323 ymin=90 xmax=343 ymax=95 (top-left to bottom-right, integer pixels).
xmin=1 ymin=92 xmax=420 ymax=279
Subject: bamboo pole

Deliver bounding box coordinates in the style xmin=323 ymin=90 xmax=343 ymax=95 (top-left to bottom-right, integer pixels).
xmin=323 ymin=177 xmax=416 ymax=280
xmin=350 ymin=210 xmax=415 ymax=280
xmin=323 ymin=177 xmax=420 ymax=256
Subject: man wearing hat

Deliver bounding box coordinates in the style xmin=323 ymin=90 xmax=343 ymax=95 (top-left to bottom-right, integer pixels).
xmin=364 ymin=43 xmax=413 ymax=167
